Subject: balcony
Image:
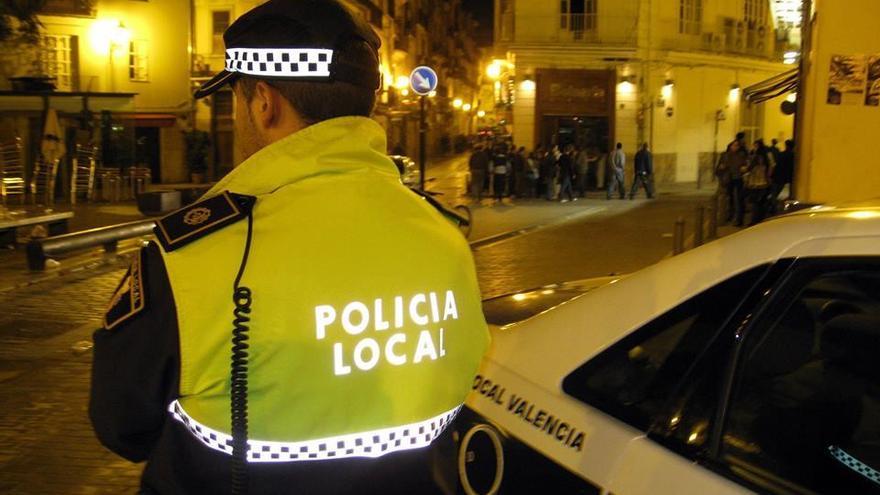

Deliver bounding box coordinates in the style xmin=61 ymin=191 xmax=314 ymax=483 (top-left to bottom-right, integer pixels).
xmin=502 ymin=12 xmax=637 ymax=47
xmin=559 ymin=13 xmax=598 ymax=40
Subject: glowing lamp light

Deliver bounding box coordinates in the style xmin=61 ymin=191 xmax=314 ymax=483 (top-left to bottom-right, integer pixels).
xmin=729 ymin=83 xmax=741 ymax=101
xmin=486 ymin=62 xmax=503 ymax=79
xmin=783 ymin=51 xmax=800 ymax=65
xmin=462 ymin=103 xmax=472 ymax=111
xmin=786 ymin=92 xmax=797 ymax=102
xmin=400 ymin=88 xmax=409 ymax=97
xmin=477 ymin=110 xmax=486 ymax=118
xmin=91 ymin=19 xmax=130 ymax=55
xmin=661 ymin=79 xmax=674 ymax=99
xmin=452 ymin=98 xmax=463 ymax=108
xmin=520 ymin=79 xmax=536 ymax=92
xmin=428 ymin=90 xmax=437 ymax=98
xmin=394 ymin=75 xmax=410 ymax=90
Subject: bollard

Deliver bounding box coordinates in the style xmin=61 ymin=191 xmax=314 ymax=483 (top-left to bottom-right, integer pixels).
xmin=673 ymin=217 xmax=685 ymax=255
xmin=707 ymin=203 xmax=718 ymax=240
xmin=694 ymin=205 xmax=705 ymax=247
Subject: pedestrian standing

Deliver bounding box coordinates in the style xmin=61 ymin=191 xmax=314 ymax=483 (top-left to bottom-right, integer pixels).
xmin=629 ymin=143 xmax=654 ymax=199
xmin=607 ymin=142 xmax=626 ymax=200
xmin=745 ymin=139 xmax=772 ymax=225
xmin=491 ymin=144 xmax=509 ymax=201
xmin=574 ymin=146 xmax=590 ymax=197
xmin=558 ymin=145 xmax=576 ymax=202
xmin=525 ymin=149 xmax=539 ymax=198
xmin=541 ymin=146 xmax=558 ymax=201
xmin=722 ymin=139 xmax=749 ymax=226
xmin=89 ymin=2 xmax=490 ymax=493
xmin=511 ymin=146 xmax=526 ymax=198
xmin=468 ymin=144 xmax=489 ymax=201
xmin=769 ymin=139 xmax=795 ymax=211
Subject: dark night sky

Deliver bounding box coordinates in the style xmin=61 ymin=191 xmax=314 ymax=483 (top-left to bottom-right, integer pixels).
xmin=461 ymin=0 xmax=494 ymax=47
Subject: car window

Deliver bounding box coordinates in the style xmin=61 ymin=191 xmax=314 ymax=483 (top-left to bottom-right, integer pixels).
xmin=562 ymin=266 xmax=767 ymax=432
xmin=723 ymin=263 xmax=880 ymax=494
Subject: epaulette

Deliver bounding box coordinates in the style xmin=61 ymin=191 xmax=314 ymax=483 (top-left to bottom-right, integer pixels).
xmin=154 ymin=191 xmax=256 ymax=252
xmin=409 ymin=188 xmax=470 ymax=227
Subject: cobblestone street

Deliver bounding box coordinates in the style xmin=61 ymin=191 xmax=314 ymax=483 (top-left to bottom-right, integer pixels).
xmin=0 ymin=264 xmax=142 ymax=494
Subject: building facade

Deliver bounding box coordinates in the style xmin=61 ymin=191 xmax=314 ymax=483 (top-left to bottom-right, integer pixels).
xmin=0 ymin=0 xmax=192 ymax=187
xmin=494 ymin=0 xmax=798 ymax=185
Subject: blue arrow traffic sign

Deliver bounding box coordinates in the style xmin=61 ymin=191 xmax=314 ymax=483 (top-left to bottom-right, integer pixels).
xmin=410 ymin=66 xmax=438 ymax=96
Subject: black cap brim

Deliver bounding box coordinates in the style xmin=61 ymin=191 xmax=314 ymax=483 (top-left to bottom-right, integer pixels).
xmin=194 ymin=70 xmax=239 ymax=99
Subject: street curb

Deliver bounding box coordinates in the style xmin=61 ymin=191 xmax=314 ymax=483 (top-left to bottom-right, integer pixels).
xmin=469 ymin=206 xmax=605 ymax=249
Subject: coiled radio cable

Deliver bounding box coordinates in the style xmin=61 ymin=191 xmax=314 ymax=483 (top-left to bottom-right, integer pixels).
xmin=230 ymin=211 xmax=254 ymax=495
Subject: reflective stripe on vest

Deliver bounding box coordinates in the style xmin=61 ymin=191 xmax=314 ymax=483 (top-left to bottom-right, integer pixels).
xmin=168 ymin=400 xmax=461 ymax=462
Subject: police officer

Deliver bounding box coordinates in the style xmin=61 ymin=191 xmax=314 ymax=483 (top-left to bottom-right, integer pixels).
xmin=89 ymin=1 xmax=490 ymax=493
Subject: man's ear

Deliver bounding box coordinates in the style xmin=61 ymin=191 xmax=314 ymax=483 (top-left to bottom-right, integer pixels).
xmin=252 ymin=81 xmax=282 ymax=130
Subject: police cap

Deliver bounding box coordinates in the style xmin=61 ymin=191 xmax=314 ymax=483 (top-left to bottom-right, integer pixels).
xmin=194 ymin=0 xmax=381 ymax=99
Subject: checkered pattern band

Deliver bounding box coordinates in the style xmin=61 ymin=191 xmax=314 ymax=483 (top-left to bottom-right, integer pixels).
xmin=225 ymin=48 xmax=333 ymax=78
xmin=168 ymin=400 xmax=461 ymax=463
xmin=828 ymin=446 xmax=880 ymax=485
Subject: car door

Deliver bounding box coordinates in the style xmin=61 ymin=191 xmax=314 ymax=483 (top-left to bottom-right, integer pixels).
xmin=615 ymin=256 xmax=880 ymax=495
xmin=708 ymin=257 xmax=880 ymax=494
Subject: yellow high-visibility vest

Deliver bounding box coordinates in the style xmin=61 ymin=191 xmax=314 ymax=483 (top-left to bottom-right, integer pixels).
xmin=159 ymin=116 xmax=489 ymax=461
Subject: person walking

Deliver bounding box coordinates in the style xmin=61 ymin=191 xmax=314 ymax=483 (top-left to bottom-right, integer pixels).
xmin=468 ymin=144 xmax=489 ymax=201
xmin=557 ymin=144 xmax=576 ymax=202
xmin=89 ymin=2 xmax=490 ymax=493
xmin=744 ymin=139 xmax=773 ymax=225
xmin=606 ymin=142 xmax=626 ymax=200
xmin=629 ymin=143 xmax=654 ymax=199
xmin=491 ymin=144 xmax=509 ymax=201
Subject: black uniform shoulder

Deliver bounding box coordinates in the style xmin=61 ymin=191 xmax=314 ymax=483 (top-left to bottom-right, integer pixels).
xmin=153 ymin=191 xmax=256 ymax=252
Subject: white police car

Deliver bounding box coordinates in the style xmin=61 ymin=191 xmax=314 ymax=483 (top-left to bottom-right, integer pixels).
xmin=454 ymin=203 xmax=880 ymax=495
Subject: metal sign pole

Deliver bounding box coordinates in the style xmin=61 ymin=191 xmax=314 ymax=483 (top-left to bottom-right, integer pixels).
xmin=419 ymin=94 xmax=426 ymax=191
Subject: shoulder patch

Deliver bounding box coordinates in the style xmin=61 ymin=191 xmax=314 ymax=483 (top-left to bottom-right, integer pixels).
xmin=104 ymin=249 xmax=146 ymax=330
xmin=409 ymin=188 xmax=470 ymax=226
xmin=153 ymin=191 xmax=256 ymax=252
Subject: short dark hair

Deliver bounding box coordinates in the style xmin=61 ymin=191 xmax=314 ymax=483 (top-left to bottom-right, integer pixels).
xmin=237 ymin=40 xmax=377 ymax=125
xmin=616 ymin=142 xmax=622 ymax=149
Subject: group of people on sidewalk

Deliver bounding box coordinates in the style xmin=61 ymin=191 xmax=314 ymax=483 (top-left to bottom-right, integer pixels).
xmin=468 ymin=141 xmax=656 ymax=203
xmin=715 ymin=132 xmax=794 ymax=227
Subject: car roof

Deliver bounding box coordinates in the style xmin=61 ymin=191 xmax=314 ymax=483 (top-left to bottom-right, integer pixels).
xmin=484 ymin=204 xmax=880 ymax=383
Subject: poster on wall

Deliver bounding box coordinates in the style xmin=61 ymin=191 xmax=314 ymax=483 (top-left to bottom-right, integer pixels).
xmin=827 ymin=54 xmax=867 ymax=105
xmin=866 ymin=55 xmax=880 ymax=107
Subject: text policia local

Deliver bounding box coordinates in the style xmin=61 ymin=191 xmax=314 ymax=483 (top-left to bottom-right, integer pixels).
xmin=315 ymin=291 xmax=459 ymax=376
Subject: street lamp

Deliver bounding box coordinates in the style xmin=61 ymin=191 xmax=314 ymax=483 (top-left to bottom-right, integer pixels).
xmin=462 ymin=103 xmax=472 ymax=112
xmin=452 ymin=98 xmax=463 ymax=108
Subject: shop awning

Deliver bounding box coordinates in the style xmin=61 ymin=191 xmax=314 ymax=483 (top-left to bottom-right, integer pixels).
xmin=744 ymin=68 xmax=799 ymax=104
xmin=115 ymin=113 xmax=179 ymax=127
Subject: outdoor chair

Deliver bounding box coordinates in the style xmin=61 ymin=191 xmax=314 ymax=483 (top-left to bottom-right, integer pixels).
xmin=96 ymin=167 xmax=122 ymax=202
xmin=0 ymin=137 xmax=26 ymax=206
xmin=125 ymin=166 xmax=152 ymax=199
xmin=29 ymin=155 xmax=60 ymax=206
xmin=70 ymin=143 xmax=99 ymax=205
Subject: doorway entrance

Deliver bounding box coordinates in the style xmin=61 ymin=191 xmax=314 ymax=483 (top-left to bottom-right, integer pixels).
xmin=541 ymin=115 xmax=609 ymax=153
